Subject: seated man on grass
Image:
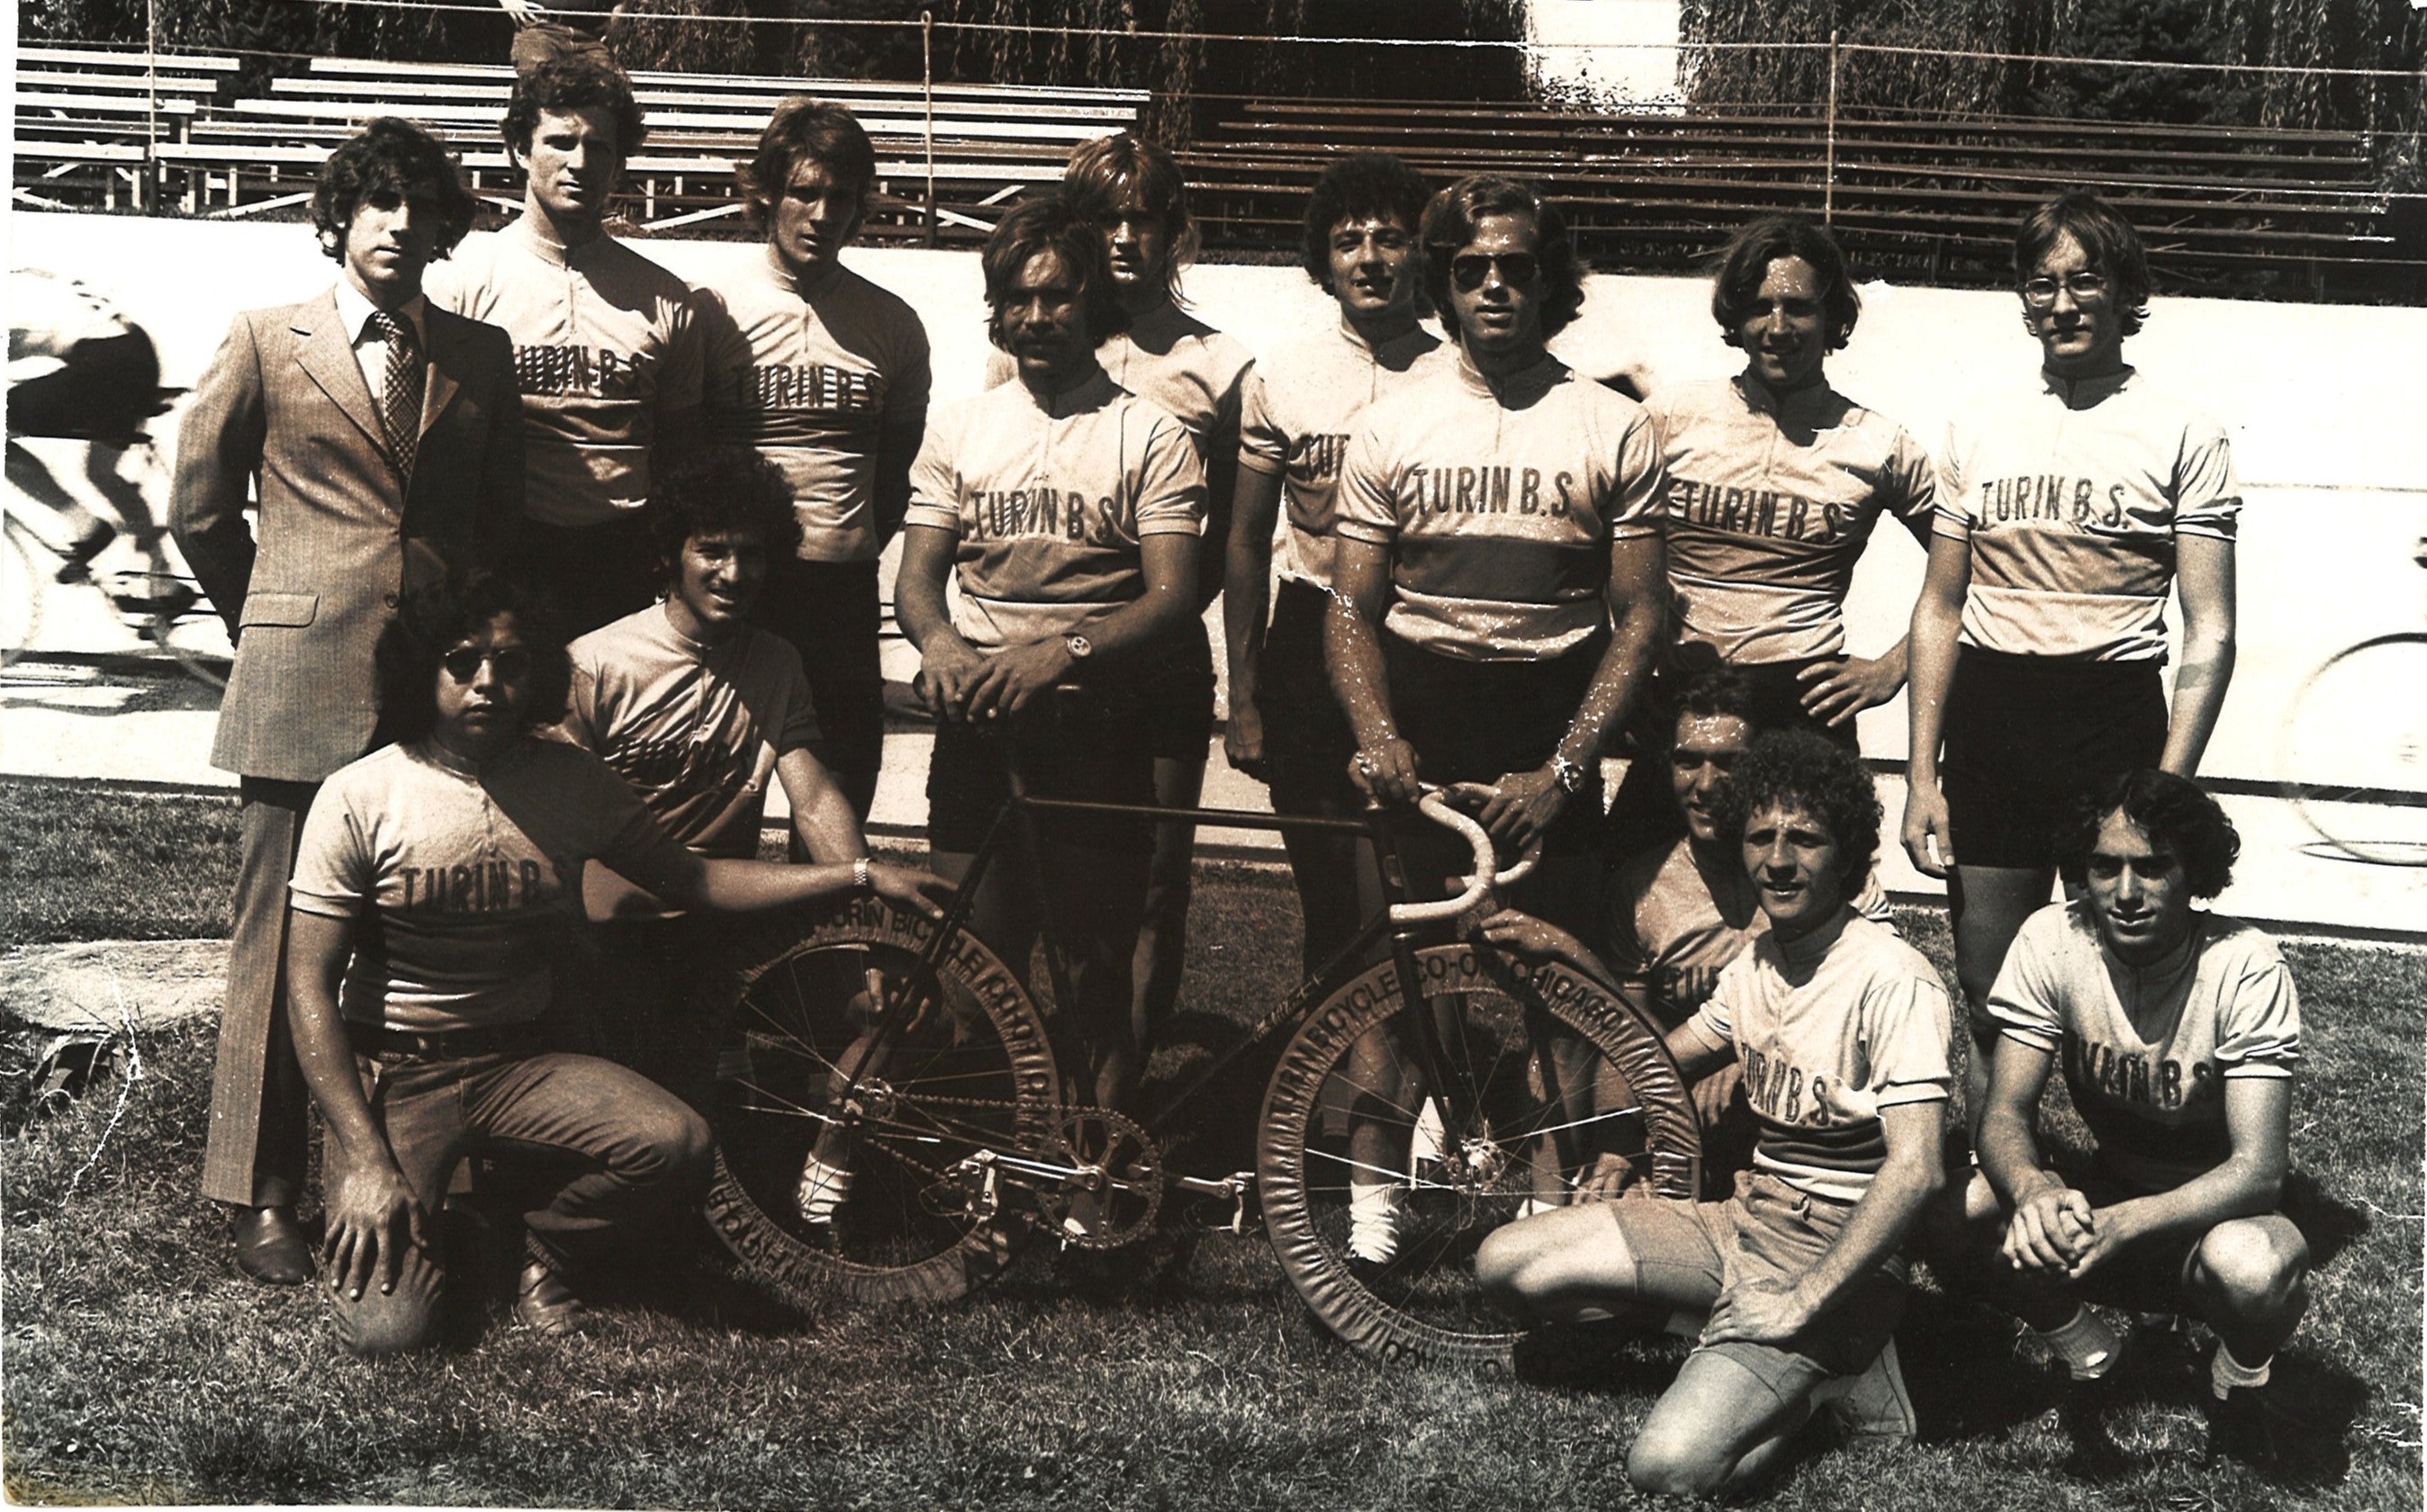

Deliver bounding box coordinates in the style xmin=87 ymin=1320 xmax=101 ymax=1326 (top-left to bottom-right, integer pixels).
xmin=554 ymin=445 xmax=874 ymax=1111
xmin=1476 ymin=730 xmax=1952 ymax=1495
xmin=1958 ymin=769 xmax=2315 ymax=1476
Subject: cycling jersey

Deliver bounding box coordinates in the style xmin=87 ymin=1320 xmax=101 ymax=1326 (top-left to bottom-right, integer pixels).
xmin=1935 ymin=367 xmax=2239 ymax=662
xmin=1651 ymin=374 xmax=1935 ymax=664
xmin=1332 ymin=351 xmax=1664 ymax=662
xmin=1988 ymin=900 xmax=2299 ymax=1192
xmin=700 ymin=247 xmax=931 ymax=563
xmin=429 ymin=221 xmax=704 ymax=530
xmin=903 ymin=368 xmax=1204 ymax=651
xmin=1240 ymin=320 xmax=1444 ymax=589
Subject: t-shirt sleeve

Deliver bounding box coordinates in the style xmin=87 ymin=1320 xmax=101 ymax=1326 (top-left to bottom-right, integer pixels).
xmin=1331 ymin=421 xmax=1399 ymax=545
xmin=2171 ymin=416 xmax=2241 ymax=540
xmin=902 ymin=403 xmax=964 ymax=536
xmin=1132 ymin=415 xmax=1208 ymax=536
xmin=885 ymin=313 xmax=934 ymax=438
xmin=656 ymin=287 xmax=707 ymax=414
xmin=288 ymin=778 xmax=374 ymax=920
xmin=693 ymin=289 xmax=751 ymax=423
xmin=1933 ymin=417 xmax=1973 ymax=541
xmin=1237 ymin=367 xmax=1287 ymax=477
xmin=1605 ymin=405 xmax=1667 ymax=537
xmin=1683 ymin=951 xmax=1750 ymax=1055
xmin=771 ymin=642 xmax=822 ymax=753
xmin=1985 ymin=908 xmax=2068 ymax=1052
xmin=1885 ymin=425 xmax=1940 ymax=527
xmin=553 ymin=648 xmax=604 ymax=751
xmin=2215 ymin=947 xmax=2301 ymax=1078
xmin=1863 ymin=964 xmax=1955 ymax=1108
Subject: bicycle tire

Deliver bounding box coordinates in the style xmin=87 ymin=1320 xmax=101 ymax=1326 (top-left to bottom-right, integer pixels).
xmin=703 ymin=898 xmax=1061 ymax=1307
xmin=2277 ymin=632 xmax=2427 ymax=868
xmin=1259 ymin=940 xmax=1700 ymax=1369
xmin=1 ymin=514 xmax=42 ymax=670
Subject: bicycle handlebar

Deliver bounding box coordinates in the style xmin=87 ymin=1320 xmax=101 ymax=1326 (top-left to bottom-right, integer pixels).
xmin=1387 ymin=789 xmax=1542 ymax=925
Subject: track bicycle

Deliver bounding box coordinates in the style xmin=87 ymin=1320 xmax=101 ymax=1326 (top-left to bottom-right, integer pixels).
xmin=4 ymin=436 xmax=230 ymax=688
xmin=2274 ymin=541 xmax=2427 ymax=867
xmin=699 ymin=773 xmax=1701 ymax=1368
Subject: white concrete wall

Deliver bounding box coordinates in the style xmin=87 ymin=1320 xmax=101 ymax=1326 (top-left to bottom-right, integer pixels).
xmin=10 ymin=212 xmax=2423 ymax=931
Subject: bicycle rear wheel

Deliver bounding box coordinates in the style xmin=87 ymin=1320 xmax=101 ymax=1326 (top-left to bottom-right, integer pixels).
xmin=1259 ymin=940 xmax=1700 ymax=1369
xmin=2278 ymin=633 xmax=2427 ymax=867
xmin=704 ymin=899 xmax=1061 ymax=1306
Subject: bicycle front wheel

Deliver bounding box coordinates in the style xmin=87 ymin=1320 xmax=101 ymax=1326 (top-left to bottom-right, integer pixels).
xmin=705 ymin=899 xmax=1061 ymax=1307
xmin=2278 ymin=633 xmax=2427 ymax=867
xmin=1259 ymin=941 xmax=1700 ymax=1368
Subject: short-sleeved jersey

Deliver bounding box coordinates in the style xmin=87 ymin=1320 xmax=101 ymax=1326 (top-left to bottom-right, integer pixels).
xmin=1239 ymin=320 xmax=1444 ymax=590
xmin=1650 ymin=374 xmax=1936 ymax=664
xmin=1935 ymin=368 xmax=2239 ymax=662
xmin=1332 ymin=352 xmax=1665 ymax=662
xmin=429 ymin=222 xmax=705 ymax=530
xmin=1607 ymin=833 xmax=1896 ymax=1029
xmin=1988 ymin=900 xmax=2300 ymax=1193
xmin=1682 ymin=912 xmax=1953 ymax=1204
xmin=986 ymin=302 xmax=1252 ymax=460
xmin=555 ymin=603 xmax=820 ymax=916
xmin=903 ymin=368 xmax=1205 ymax=651
xmin=700 ymin=248 xmax=932 ymax=564
xmin=289 ymin=739 xmax=680 ymax=1032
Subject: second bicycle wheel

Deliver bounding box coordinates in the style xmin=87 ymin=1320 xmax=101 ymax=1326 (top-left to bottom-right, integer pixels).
xmin=704 ymin=899 xmax=1061 ymax=1306
xmin=2278 ymin=632 xmax=2427 ymax=867
xmin=1259 ymin=940 xmax=1700 ymax=1369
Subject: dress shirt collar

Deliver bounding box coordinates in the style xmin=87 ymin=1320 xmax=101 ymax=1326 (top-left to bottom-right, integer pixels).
xmin=333 ymin=277 xmax=427 ymax=348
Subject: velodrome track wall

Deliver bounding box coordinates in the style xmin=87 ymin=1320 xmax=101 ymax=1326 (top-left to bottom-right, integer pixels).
xmin=12 ymin=209 xmax=2424 ymax=814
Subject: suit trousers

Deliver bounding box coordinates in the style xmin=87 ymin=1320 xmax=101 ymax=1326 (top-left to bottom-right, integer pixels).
xmin=200 ymin=777 xmax=319 ymax=1208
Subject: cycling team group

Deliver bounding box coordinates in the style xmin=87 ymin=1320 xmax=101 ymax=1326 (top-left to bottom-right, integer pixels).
xmin=10 ymin=45 xmax=2324 ymax=1494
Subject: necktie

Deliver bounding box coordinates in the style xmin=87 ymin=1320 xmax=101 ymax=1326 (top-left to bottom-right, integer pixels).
xmin=370 ymin=310 xmax=424 ymax=475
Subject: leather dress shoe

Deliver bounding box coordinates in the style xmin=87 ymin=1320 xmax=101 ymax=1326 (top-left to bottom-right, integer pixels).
xmin=513 ymin=1257 xmax=591 ymax=1336
xmin=232 ymin=1204 xmax=313 ymax=1285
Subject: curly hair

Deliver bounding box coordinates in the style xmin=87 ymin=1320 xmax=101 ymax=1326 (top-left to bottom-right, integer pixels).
xmin=740 ymin=96 xmax=876 ymax=231
xmin=311 ymin=119 xmax=477 ymax=264
xmin=1710 ymin=213 xmax=1861 ymax=354
xmin=1713 ymin=729 xmax=1881 ymax=893
xmin=1062 ymin=133 xmax=1198 ymax=306
xmin=644 ymin=446 xmax=804 ymax=589
xmin=982 ymin=191 xmax=1130 ymax=353
xmin=503 ymin=53 xmax=645 ymax=160
xmin=374 ymin=575 xmax=572 ymax=745
xmin=1300 ymin=151 xmax=1431 ymax=292
xmin=2060 ymin=770 xmax=2239 ymax=899
xmin=1674 ymin=664 xmax=1761 ymax=732
xmin=2015 ymin=190 xmax=2151 ymax=338
xmin=1419 ymin=176 xmax=1587 ymax=343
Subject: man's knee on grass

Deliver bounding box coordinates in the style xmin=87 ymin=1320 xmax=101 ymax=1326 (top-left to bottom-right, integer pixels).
xmin=1475 ymin=1205 xmax=1632 ymax=1322
xmin=2189 ymin=1216 xmax=2309 ymax=1327
xmin=1626 ymin=1350 xmax=1811 ymax=1498
xmin=331 ymin=1249 xmax=445 ymax=1356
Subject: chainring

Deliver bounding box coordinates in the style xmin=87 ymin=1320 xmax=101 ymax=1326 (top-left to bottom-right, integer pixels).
xmin=1042 ymin=1107 xmax=1165 ymax=1250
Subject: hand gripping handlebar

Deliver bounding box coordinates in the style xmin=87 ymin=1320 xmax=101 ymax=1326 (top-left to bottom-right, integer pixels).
xmin=1386 ymin=788 xmax=1543 ymax=925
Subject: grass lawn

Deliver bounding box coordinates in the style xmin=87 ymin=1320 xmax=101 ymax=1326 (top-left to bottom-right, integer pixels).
xmin=2 ymin=775 xmax=2421 ymax=1508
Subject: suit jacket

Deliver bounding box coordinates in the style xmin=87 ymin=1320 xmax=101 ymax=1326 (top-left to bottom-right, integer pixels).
xmin=172 ymin=288 xmax=524 ymax=783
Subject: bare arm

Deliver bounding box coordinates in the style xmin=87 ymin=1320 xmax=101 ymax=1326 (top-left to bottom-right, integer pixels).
xmin=775 ymin=744 xmax=867 ymax=865
xmin=2070 ymin=1076 xmax=2289 ymax=1281
xmin=284 ymin=907 xmax=428 ymax=1302
xmin=1900 ymin=533 xmax=1971 ymax=878
xmin=1474 ymin=532 xmax=1665 ymax=848
xmin=1973 ymin=1033 xmax=2095 ymax=1272
xmin=1325 ymin=536 xmax=1420 ymax=803
xmin=2159 ymin=533 xmax=2236 ymax=776
xmin=893 ymin=523 xmax=989 ymax=724
xmin=1221 ymin=463 xmax=1286 ymax=778
xmin=1703 ymin=1098 xmax=1946 ymax=1344
xmin=622 ymin=842 xmax=949 ymax=920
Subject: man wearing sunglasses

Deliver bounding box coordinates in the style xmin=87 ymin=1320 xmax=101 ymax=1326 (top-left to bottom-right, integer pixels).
xmin=1327 ymin=175 xmax=1666 ymax=940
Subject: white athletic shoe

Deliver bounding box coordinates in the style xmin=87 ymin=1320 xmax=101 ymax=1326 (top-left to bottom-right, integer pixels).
xmin=797 ymin=1155 xmax=853 ymax=1225
xmin=1815 ymin=1337 xmax=1918 ymax=1443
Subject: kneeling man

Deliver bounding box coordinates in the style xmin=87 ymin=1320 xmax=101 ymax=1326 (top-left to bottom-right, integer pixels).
xmin=1477 ymin=730 xmax=1951 ymax=1495
xmin=1968 ymin=770 xmax=2308 ymax=1470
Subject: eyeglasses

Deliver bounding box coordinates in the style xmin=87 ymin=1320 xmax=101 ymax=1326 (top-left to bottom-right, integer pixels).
xmin=2020 ymin=272 xmax=2110 ymax=308
xmin=1450 ymin=252 xmax=1540 ymax=292
xmin=439 ymin=645 xmax=532 ymax=683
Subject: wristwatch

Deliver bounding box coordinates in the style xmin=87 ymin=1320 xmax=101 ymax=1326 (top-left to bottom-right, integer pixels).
xmin=852 ymin=857 xmax=874 ymax=895
xmin=1063 ymin=632 xmax=1094 ymax=662
xmin=1550 ymin=753 xmax=1589 ymax=795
